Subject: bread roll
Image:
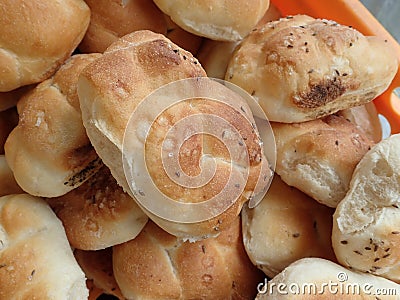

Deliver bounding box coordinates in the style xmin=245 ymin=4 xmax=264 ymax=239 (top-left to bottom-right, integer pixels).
xmin=152 ymin=0 xmax=270 ymax=41
xmin=113 ymin=218 xmax=264 ymax=300
xmin=0 ymin=194 xmax=88 ymax=299
xmin=5 ymin=54 xmax=103 ymax=197
xmin=49 ymin=165 xmax=148 ymax=250
xmin=0 ymin=0 xmax=90 ymax=92
xmin=0 ymin=155 xmax=23 ymax=197
xmin=272 ymin=115 xmax=373 ymax=207
xmin=256 ymin=258 xmax=400 ymax=299
xmin=242 ymin=175 xmax=335 ymax=278
xmin=332 ymin=133 xmax=400 ymax=282
xmin=79 ymin=0 xmax=167 ymax=53
xmin=226 ymin=15 xmax=398 ymax=123
xmin=0 ymin=85 xmax=34 ymax=112
xmin=75 ymin=248 xmax=124 ymax=299
xmin=0 ymin=107 xmax=18 ymax=154
xmin=78 ymin=30 xmax=271 ymax=239
xmin=336 ymin=102 xmax=382 ymax=143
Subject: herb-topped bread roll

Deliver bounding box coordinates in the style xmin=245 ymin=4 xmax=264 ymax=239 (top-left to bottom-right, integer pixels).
xmin=5 ymin=54 xmax=103 ymax=197
xmin=242 ymin=175 xmax=335 ymax=278
xmin=226 ymin=15 xmax=398 ymax=123
xmin=0 ymin=0 xmax=90 ymax=92
xmin=152 ymin=0 xmax=270 ymax=41
xmin=332 ymin=133 xmax=400 ymax=282
xmin=272 ymin=115 xmax=374 ymax=207
xmin=78 ymin=30 xmax=271 ymax=240
xmin=0 ymin=194 xmax=88 ymax=299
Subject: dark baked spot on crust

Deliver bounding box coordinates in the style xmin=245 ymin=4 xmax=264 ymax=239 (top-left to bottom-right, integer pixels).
xmin=292 ymin=78 xmax=347 ymax=108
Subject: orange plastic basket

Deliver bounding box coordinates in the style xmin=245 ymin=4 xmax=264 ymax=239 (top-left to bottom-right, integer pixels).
xmin=270 ymin=0 xmax=400 ymax=134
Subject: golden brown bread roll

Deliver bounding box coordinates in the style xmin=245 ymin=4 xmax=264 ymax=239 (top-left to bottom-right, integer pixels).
xmin=332 ymin=133 xmax=400 ymax=283
xmin=5 ymin=54 xmax=103 ymax=197
xmin=78 ymin=30 xmax=271 ymax=239
xmin=79 ymin=0 xmax=167 ymax=53
xmin=0 ymin=155 xmax=23 ymax=197
xmin=0 ymin=194 xmax=88 ymax=299
xmin=49 ymin=165 xmax=148 ymax=250
xmin=242 ymin=175 xmax=335 ymax=278
xmin=152 ymin=0 xmax=270 ymax=41
xmin=0 ymin=0 xmax=90 ymax=92
xmin=272 ymin=115 xmax=374 ymax=207
xmin=0 ymin=107 xmax=18 ymax=154
xmin=256 ymin=258 xmax=400 ymax=299
xmin=226 ymin=15 xmax=398 ymax=123
xmin=113 ymin=218 xmax=264 ymax=299
xmin=75 ymin=248 xmax=124 ymax=299
xmin=336 ymin=102 xmax=382 ymax=143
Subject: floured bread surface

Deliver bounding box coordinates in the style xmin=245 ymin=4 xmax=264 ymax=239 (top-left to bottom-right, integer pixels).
xmin=113 ymin=218 xmax=264 ymax=300
xmin=0 ymin=194 xmax=88 ymax=299
xmin=242 ymin=175 xmax=335 ymax=278
xmin=78 ymin=30 xmax=271 ymax=239
xmin=5 ymin=54 xmax=103 ymax=197
xmin=272 ymin=114 xmax=374 ymax=207
xmin=226 ymin=15 xmax=398 ymax=123
xmin=332 ymin=134 xmax=400 ymax=282
xmin=256 ymin=257 xmax=400 ymax=299
xmin=0 ymin=0 xmax=90 ymax=92
xmin=49 ymin=165 xmax=148 ymax=250
xmin=152 ymin=0 xmax=270 ymax=41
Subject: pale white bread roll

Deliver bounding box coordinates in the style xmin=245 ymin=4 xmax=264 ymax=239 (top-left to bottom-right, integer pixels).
xmin=0 ymin=194 xmax=88 ymax=299
xmin=113 ymin=218 xmax=264 ymax=300
xmin=152 ymin=0 xmax=270 ymax=41
xmin=242 ymin=175 xmax=336 ymax=278
xmin=5 ymin=54 xmax=103 ymax=198
xmin=0 ymin=85 xmax=35 ymax=112
xmin=255 ymin=258 xmax=400 ymax=299
xmin=0 ymin=155 xmax=23 ymax=197
xmin=272 ymin=114 xmax=374 ymax=207
xmin=197 ymin=2 xmax=281 ymax=79
xmin=79 ymin=0 xmax=167 ymax=53
xmin=78 ymin=30 xmax=271 ymax=239
xmin=226 ymin=15 xmax=399 ymax=123
xmin=75 ymin=248 xmax=124 ymax=299
xmin=336 ymin=102 xmax=382 ymax=143
xmin=49 ymin=165 xmax=148 ymax=250
xmin=332 ymin=134 xmax=400 ymax=283
xmin=0 ymin=0 xmax=90 ymax=92
xmin=0 ymin=107 xmax=18 ymax=154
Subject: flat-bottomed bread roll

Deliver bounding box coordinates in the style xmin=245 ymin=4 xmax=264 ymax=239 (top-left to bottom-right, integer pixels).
xmin=0 ymin=0 xmax=90 ymax=92
xmin=226 ymin=15 xmax=398 ymax=123
xmin=5 ymin=54 xmax=103 ymax=197
xmin=242 ymin=175 xmax=335 ymax=278
xmin=0 ymin=194 xmax=88 ymax=299
xmin=332 ymin=133 xmax=400 ymax=283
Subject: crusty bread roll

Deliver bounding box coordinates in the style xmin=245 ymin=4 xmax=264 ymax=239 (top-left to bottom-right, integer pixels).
xmin=0 ymin=0 xmax=90 ymax=92
xmin=49 ymin=165 xmax=148 ymax=250
xmin=75 ymin=248 xmax=124 ymax=299
xmin=336 ymin=102 xmax=382 ymax=143
xmin=0 ymin=107 xmax=18 ymax=154
xmin=152 ymin=0 xmax=270 ymax=41
xmin=78 ymin=30 xmax=271 ymax=239
xmin=226 ymin=15 xmax=399 ymax=123
xmin=79 ymin=0 xmax=167 ymax=53
xmin=5 ymin=54 xmax=103 ymax=198
xmin=113 ymin=218 xmax=264 ymax=300
xmin=272 ymin=115 xmax=374 ymax=207
xmin=0 ymin=155 xmax=23 ymax=197
xmin=0 ymin=194 xmax=88 ymax=299
xmin=332 ymin=133 xmax=400 ymax=282
xmin=242 ymin=175 xmax=335 ymax=278
xmin=256 ymin=258 xmax=400 ymax=299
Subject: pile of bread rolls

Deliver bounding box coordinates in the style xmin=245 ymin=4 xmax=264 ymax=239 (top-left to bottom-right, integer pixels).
xmin=0 ymin=0 xmax=399 ymax=299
